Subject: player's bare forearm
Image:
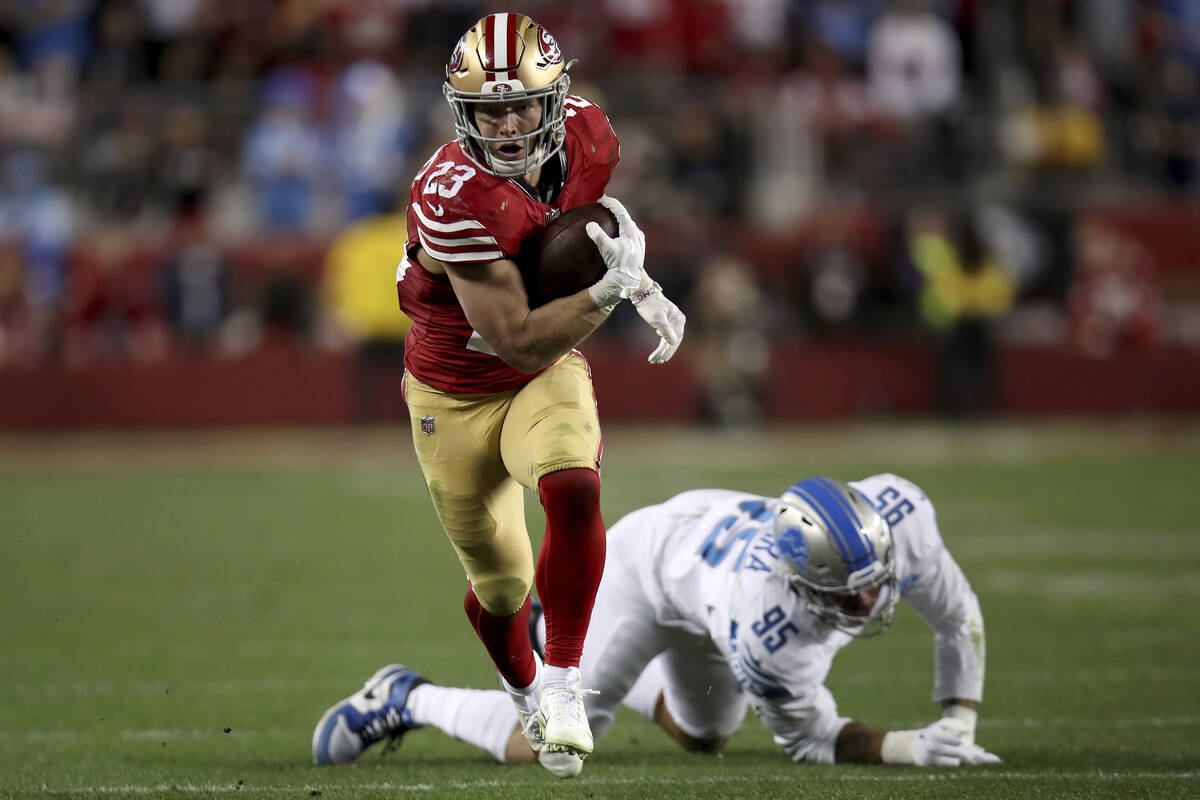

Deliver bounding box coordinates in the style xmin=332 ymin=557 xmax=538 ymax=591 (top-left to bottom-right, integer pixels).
xmin=834 ymin=722 xmax=885 ymax=763
xmin=440 ymin=253 xmax=609 ymax=373
xmin=511 ymin=289 xmax=610 ymax=369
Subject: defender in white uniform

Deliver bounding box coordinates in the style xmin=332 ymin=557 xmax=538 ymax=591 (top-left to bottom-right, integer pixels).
xmin=313 ymin=475 xmax=1000 ymax=773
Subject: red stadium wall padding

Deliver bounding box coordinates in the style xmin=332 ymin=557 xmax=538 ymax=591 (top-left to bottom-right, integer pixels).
xmin=1 ymin=342 xmax=1198 ymax=428
xmin=0 ymin=353 xmax=353 ymax=428
xmin=584 ymin=346 xmax=697 ymax=421
xmin=766 ymin=341 xmax=938 ymax=419
xmin=997 ymin=345 xmax=1200 ymax=415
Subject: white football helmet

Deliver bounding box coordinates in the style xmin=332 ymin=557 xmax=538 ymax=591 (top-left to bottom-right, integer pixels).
xmin=443 ymin=13 xmax=572 ymax=178
xmin=774 ymin=477 xmax=899 ymax=637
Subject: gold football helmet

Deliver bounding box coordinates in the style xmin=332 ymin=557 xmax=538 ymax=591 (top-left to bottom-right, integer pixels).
xmin=443 ymin=13 xmax=572 ymax=177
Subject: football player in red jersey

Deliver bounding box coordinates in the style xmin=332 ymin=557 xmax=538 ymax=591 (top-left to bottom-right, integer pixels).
xmin=388 ymin=12 xmax=684 ymax=777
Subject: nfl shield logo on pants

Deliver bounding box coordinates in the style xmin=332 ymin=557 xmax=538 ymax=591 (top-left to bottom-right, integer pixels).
xmin=420 ymin=415 xmax=435 ymax=436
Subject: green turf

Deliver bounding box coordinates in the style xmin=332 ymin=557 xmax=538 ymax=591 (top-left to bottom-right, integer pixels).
xmin=1 ymin=422 xmax=1198 ymax=799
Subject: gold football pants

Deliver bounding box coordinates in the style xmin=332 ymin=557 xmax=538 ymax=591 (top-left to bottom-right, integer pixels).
xmin=404 ymin=352 xmax=602 ymax=616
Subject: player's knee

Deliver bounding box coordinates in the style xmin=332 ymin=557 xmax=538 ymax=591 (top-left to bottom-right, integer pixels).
xmin=468 ymin=575 xmax=530 ymax=617
xmin=537 ymin=467 xmax=601 ymax=513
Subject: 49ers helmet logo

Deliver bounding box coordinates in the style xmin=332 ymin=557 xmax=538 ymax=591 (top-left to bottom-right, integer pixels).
xmin=448 ymin=34 xmax=467 ymax=73
xmin=537 ymin=26 xmax=562 ymax=64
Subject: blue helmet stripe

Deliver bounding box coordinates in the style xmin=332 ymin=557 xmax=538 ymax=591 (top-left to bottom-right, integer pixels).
xmin=789 ymin=478 xmax=872 ymax=571
xmin=816 ymin=477 xmax=880 ymax=565
xmin=787 ymin=481 xmax=855 ymax=562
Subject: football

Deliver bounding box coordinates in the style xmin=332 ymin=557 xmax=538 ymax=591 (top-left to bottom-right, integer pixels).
xmin=519 ymin=203 xmax=618 ymax=308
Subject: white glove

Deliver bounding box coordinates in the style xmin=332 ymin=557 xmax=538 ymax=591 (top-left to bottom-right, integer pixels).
xmin=586 ymin=195 xmax=646 ymax=310
xmin=881 ymin=719 xmax=1002 ymax=767
xmin=630 ymin=280 xmax=686 ymax=364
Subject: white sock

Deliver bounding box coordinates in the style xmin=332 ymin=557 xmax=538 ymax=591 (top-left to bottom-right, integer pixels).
xmin=405 ymin=684 xmax=518 ymax=763
xmin=501 ymin=652 xmax=543 ymax=700
xmin=542 ymin=664 xmax=580 ymax=689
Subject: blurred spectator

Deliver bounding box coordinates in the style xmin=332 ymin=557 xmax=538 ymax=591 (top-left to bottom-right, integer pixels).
xmin=1067 ymin=219 xmax=1163 ymax=358
xmin=159 ymin=102 xmax=222 ymax=218
xmin=866 ymin=0 xmax=964 ymax=181
xmin=64 ymin=228 xmax=167 ymax=365
xmin=12 ymin=0 xmax=91 ymax=79
xmin=330 ymin=60 xmax=417 ymax=222
xmin=0 ymin=149 xmax=73 ymax=360
xmin=601 ymin=0 xmax=732 ymax=73
xmin=867 ymin=0 xmax=961 ymax=120
xmin=1 ymin=49 xmax=78 ymax=150
xmin=160 ymin=217 xmax=231 ymax=352
xmin=0 ymin=243 xmax=32 ymax=366
xmin=768 ymin=36 xmax=873 ymax=207
xmin=798 ymin=219 xmax=872 ymax=333
xmin=86 ymin=0 xmax=154 ymax=95
xmin=1162 ymin=0 xmax=1200 ymax=66
xmin=1133 ymin=56 xmax=1200 ymax=190
xmin=78 ymin=91 xmax=161 ymax=222
xmin=664 ymin=97 xmax=748 ymax=217
xmin=240 ymin=67 xmax=328 ymax=232
xmin=903 ymin=206 xmax=1016 ymax=417
xmin=797 ymin=0 xmax=885 ymax=69
xmin=971 ymin=201 xmax=1052 ymax=315
xmin=687 ymin=253 xmax=768 ymax=427
xmin=318 ymin=203 xmax=412 ymax=422
xmin=1000 ymin=47 xmax=1107 ymax=174
xmin=137 ymin=0 xmax=204 ymax=38
xmin=721 ymin=0 xmax=791 ymax=64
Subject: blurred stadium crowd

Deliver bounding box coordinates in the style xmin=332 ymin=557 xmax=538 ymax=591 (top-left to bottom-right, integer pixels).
xmin=0 ymin=0 xmax=1197 ymax=419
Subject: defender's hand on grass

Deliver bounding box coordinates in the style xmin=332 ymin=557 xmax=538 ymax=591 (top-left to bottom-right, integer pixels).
xmin=882 ymin=719 xmax=1002 ymax=767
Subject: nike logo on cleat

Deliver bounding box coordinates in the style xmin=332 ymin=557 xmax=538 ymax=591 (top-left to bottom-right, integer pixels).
xmin=357 ymin=708 xmax=403 ymax=744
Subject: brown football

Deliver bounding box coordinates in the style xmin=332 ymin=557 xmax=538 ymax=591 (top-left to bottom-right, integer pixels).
xmin=519 ymin=203 xmax=618 ymax=308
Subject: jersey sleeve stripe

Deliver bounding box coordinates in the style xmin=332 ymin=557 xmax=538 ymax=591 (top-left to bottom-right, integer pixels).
xmin=413 ymin=203 xmax=487 ymax=233
xmin=420 ymin=231 xmax=499 ymax=249
xmin=417 ymin=230 xmax=503 ymax=263
xmin=423 ymin=246 xmax=505 ymax=263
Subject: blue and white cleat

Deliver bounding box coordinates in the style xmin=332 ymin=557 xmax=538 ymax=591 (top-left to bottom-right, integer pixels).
xmin=312 ymin=664 xmax=429 ymax=765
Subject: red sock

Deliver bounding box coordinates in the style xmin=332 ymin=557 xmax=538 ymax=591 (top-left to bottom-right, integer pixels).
xmin=536 ymin=467 xmax=606 ymax=668
xmin=463 ymin=588 xmax=537 ymax=689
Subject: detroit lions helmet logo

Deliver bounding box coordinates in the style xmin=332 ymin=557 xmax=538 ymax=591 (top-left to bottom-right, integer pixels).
xmin=776 ymin=527 xmax=810 ymax=568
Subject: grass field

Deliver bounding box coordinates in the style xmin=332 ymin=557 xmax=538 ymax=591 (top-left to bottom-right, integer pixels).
xmin=2 ymin=420 xmax=1199 ymax=799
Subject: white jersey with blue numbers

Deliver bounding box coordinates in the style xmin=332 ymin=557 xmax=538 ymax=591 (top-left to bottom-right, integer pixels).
xmin=615 ymin=473 xmax=985 ymax=763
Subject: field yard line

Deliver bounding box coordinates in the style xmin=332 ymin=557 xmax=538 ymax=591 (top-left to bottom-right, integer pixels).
xmin=30 ymin=771 xmax=1200 ymax=794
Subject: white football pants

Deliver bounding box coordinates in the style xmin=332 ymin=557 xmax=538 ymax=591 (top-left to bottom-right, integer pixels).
xmin=537 ymin=507 xmax=749 ymax=742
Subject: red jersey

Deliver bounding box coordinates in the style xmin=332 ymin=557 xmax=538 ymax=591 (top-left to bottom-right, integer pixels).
xmin=399 ymin=97 xmax=619 ymax=394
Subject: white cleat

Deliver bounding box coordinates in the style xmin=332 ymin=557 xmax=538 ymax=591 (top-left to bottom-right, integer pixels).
xmin=539 ymin=667 xmax=596 ymax=758
xmin=501 ymin=652 xmax=545 ymax=753
xmin=538 ymin=747 xmax=584 ymax=778
xmin=501 ymin=654 xmax=585 ymax=778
